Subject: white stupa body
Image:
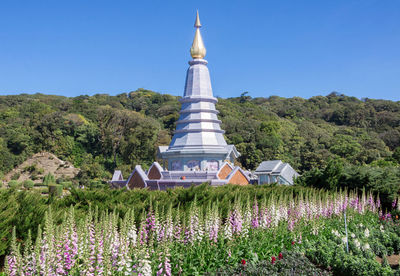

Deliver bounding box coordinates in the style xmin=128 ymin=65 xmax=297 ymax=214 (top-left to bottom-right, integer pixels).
xmin=160 ymin=59 xmax=239 ymax=171
xmin=159 ymin=13 xmax=239 ymax=171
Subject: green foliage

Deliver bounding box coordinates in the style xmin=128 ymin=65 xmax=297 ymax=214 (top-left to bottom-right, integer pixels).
xmin=0 ymin=91 xmax=399 ymax=179
xmin=48 ymin=184 xmax=63 ymax=197
xmin=393 ymin=147 xmax=400 ymax=163
xmin=3 ymin=186 xmax=400 ymax=275
xmin=22 ymin=179 xmax=34 ymax=189
xmin=11 ymin=172 xmax=20 ymax=180
xmin=0 ymin=184 xmax=325 ymax=260
xmin=59 ymin=181 xmax=74 ymax=189
xmin=42 ymin=173 xmax=55 ymax=186
xmin=0 ymin=189 xmax=48 ymax=256
xmin=8 ymin=180 xmax=21 ymax=189
xmin=216 ymin=250 xmax=330 ymax=275
xmin=296 ymin=159 xmax=400 ymax=209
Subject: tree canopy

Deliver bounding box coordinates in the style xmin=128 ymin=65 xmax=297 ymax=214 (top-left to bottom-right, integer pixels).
xmin=0 ymin=90 xmax=399 ymax=182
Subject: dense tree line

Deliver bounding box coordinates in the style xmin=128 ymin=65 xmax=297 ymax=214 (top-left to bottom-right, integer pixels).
xmin=0 ymin=90 xmax=399 ymax=182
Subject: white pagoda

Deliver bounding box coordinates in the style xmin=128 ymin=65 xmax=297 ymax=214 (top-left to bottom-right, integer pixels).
xmin=158 ymin=11 xmax=240 ymax=171
xmin=110 ymin=12 xmax=249 ymax=190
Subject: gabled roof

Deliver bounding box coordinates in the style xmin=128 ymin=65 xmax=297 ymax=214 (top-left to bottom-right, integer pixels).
xmin=254 ymin=160 xmax=282 ymax=173
xmin=157 ymin=146 xmax=168 ymax=158
xmin=216 ymin=161 xmax=234 ymax=179
xmin=226 ymin=166 xmax=250 ymax=183
xmin=224 ymin=145 xmax=241 ymax=159
xmin=111 ymin=170 xmax=124 ymax=181
xmin=254 ymin=160 xmax=300 ymax=185
xmin=125 ymin=165 xmax=148 ymax=190
xmin=148 ymin=162 xmax=164 ymax=174
xmin=217 ymin=161 xmax=233 ymax=173
xmin=147 ymin=162 xmax=164 ymax=180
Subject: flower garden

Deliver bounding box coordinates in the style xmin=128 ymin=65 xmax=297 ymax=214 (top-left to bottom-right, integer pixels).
xmin=3 ymin=186 xmax=400 ymax=275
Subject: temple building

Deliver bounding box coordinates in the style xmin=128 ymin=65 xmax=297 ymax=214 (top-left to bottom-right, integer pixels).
xmin=254 ymin=160 xmax=299 ymax=185
xmin=110 ymin=12 xmax=249 ymax=190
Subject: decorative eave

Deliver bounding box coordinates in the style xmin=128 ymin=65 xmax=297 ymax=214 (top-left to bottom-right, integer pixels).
xmin=225 ymin=145 xmax=241 ymax=160
xmin=111 ymin=170 xmax=124 ymax=181
xmin=225 ymin=166 xmax=250 ymax=183
xmin=125 ymin=165 xmax=148 ymax=190
xmin=216 ymin=161 xmax=234 ymax=178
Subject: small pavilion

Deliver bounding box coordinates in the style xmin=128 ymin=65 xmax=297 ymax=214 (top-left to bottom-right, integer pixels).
xmin=110 ymin=12 xmax=249 ymax=190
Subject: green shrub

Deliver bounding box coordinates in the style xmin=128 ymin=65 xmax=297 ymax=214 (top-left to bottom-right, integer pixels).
xmin=42 ymin=173 xmax=56 ymax=186
xmin=48 ymin=184 xmax=63 ymax=197
xmin=56 ymin=176 xmax=65 ymax=184
xmin=8 ymin=180 xmax=21 ymax=189
xmin=23 ymin=164 xmax=37 ymax=173
xmin=23 ymin=180 xmax=35 ymax=190
xmin=59 ymin=181 xmax=74 ymax=189
xmin=36 ymin=187 xmax=48 ymax=194
xmin=296 ymin=159 xmax=400 ymax=209
xmin=213 ymin=250 xmax=330 ymax=275
xmin=11 ymin=172 xmax=20 ymax=181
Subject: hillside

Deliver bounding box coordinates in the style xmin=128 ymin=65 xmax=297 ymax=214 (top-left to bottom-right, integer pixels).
xmin=2 ymin=152 xmax=79 ymax=185
xmin=0 ymin=90 xmax=399 ymax=183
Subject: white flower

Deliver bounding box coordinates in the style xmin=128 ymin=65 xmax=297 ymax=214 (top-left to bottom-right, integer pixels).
xmin=331 ymin=230 xmax=340 ymax=237
xmin=380 ymin=225 xmax=384 ymax=233
xmin=127 ymin=227 xmax=137 ymax=246
xmin=342 ymin=236 xmax=348 ymax=244
xmin=354 ymin=239 xmax=361 ymax=249
xmin=364 ymin=228 xmax=370 ymax=238
xmin=138 ymin=258 xmax=152 ymax=276
xmin=350 ymin=233 xmax=355 ymax=238
xmin=359 ymin=223 xmax=364 ymax=228
xmin=363 ymin=243 xmax=370 ymax=251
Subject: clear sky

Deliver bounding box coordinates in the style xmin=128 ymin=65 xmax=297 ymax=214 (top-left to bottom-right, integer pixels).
xmin=0 ymin=0 xmax=399 ymax=100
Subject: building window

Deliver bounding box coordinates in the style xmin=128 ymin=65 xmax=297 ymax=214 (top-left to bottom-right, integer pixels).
xmin=171 ymin=160 xmax=182 ymax=171
xmin=187 ymin=160 xmax=200 ymax=170
xmin=207 ymin=160 xmax=219 ymax=171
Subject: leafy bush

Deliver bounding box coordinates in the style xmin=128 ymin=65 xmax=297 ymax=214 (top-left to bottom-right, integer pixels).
xmin=215 ymin=251 xmax=330 ymax=275
xmin=34 ymin=182 xmax=45 ymax=187
xmin=36 ymin=187 xmax=49 ymax=194
xmin=22 ymin=180 xmax=34 ymax=189
xmin=8 ymin=180 xmax=21 ymax=189
xmin=23 ymin=164 xmax=37 ymax=173
xmin=42 ymin=173 xmax=56 ymax=186
xmin=59 ymin=181 xmax=74 ymax=189
xmin=10 ymin=173 xmax=20 ymax=181
xmin=296 ymin=159 xmax=400 ymax=209
xmin=48 ymin=184 xmax=63 ymax=197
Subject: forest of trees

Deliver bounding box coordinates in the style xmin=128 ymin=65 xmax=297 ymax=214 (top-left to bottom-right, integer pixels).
xmin=0 ymin=89 xmax=399 ymax=184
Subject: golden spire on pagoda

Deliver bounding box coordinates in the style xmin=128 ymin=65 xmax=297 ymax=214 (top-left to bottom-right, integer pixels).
xmin=190 ymin=10 xmax=206 ymax=59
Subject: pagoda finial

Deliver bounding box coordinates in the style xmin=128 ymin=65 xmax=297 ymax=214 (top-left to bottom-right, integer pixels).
xmin=190 ymin=10 xmax=206 ymax=59
xmin=194 ymin=10 xmax=201 ymax=27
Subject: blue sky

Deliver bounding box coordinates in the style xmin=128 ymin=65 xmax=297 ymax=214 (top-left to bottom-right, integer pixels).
xmin=0 ymin=0 xmax=399 ymax=100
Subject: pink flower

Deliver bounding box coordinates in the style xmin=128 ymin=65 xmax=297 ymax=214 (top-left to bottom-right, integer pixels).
xmin=279 ymin=252 xmax=283 ymax=260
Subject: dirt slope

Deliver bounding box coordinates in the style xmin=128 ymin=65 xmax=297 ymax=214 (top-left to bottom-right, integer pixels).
xmin=3 ymin=152 xmax=79 ymax=184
